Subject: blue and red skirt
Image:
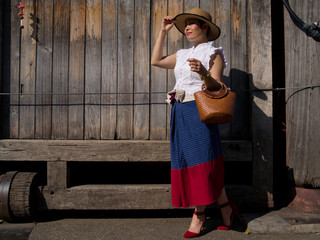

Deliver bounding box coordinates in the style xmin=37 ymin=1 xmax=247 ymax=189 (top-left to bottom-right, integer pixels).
xmin=170 ymin=100 xmax=224 ymax=208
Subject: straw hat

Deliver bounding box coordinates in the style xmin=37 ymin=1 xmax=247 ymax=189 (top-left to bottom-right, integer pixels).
xmin=174 ymin=8 xmax=220 ymax=41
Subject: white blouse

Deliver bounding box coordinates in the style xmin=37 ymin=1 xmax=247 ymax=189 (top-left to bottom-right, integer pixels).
xmin=173 ymin=41 xmax=227 ymax=95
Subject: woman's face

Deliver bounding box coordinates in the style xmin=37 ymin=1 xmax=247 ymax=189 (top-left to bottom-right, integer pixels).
xmin=184 ymin=18 xmax=207 ymax=42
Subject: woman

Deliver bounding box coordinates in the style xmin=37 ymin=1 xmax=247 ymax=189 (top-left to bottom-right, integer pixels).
xmin=151 ymin=8 xmax=239 ymax=238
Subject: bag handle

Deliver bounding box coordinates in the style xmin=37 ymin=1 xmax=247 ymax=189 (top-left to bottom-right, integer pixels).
xmin=202 ymin=83 xmax=228 ymax=99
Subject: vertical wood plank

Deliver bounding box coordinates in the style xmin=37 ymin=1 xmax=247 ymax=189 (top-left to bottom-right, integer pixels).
xmin=134 ymin=0 xmax=150 ymax=139
xmin=68 ymin=0 xmax=85 ymax=139
xmin=167 ymin=0 xmax=183 ymax=139
xmin=150 ymin=0 xmax=167 ymax=140
xmin=52 ymin=0 xmax=70 ymax=139
xmin=36 ymin=0 xmax=53 ymax=139
xmin=183 ymin=0 xmax=199 ymax=49
xmin=285 ymin=1 xmax=308 ymax=185
xmin=307 ymin=0 xmax=320 ymax=187
xmin=19 ymin=0 xmax=36 ymax=139
xmin=247 ymin=0 xmax=273 ymax=207
xmin=101 ymin=0 xmax=117 ymax=139
xmin=0 ymin=0 xmax=3 ymax=134
xmin=85 ymin=0 xmax=102 ymax=139
xmin=230 ymin=0 xmax=249 ymax=139
xmin=117 ymin=0 xmax=134 ymax=139
xmin=9 ymin=0 xmax=21 ymax=138
xmin=0 ymin=0 xmax=10 ymax=138
xmin=214 ymin=0 xmax=232 ymax=139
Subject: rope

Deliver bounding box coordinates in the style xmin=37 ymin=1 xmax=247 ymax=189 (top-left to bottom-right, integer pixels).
xmin=1 ymin=85 xmax=319 ymax=104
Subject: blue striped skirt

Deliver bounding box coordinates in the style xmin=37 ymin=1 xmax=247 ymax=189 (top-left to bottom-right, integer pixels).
xmin=170 ymin=100 xmax=224 ymax=208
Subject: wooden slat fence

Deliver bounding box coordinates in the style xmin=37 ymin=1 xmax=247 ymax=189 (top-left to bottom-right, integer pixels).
xmin=4 ymin=0 xmax=250 ymax=140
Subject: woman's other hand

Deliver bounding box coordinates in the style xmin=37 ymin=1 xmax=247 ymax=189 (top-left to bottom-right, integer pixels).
xmin=187 ymin=58 xmax=222 ymax=91
xmin=162 ymin=16 xmax=175 ymax=33
xmin=187 ymin=58 xmax=207 ymax=76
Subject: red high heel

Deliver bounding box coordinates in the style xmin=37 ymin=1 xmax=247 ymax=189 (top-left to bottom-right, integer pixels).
xmin=184 ymin=210 xmax=206 ymax=238
xmin=217 ymin=200 xmax=239 ymax=230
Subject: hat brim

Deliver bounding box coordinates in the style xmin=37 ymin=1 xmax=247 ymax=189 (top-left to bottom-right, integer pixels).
xmin=174 ymin=13 xmax=220 ymax=41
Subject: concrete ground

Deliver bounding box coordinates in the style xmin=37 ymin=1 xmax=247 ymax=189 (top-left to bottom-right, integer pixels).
xmin=1 ymin=207 xmax=320 ymax=240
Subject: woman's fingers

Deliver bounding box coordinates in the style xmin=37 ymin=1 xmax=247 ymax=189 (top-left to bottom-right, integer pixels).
xmin=187 ymin=58 xmax=208 ymax=76
xmin=162 ymin=16 xmax=175 ymax=32
xmin=187 ymin=58 xmax=201 ymax=72
xmin=163 ymin=16 xmax=175 ymax=25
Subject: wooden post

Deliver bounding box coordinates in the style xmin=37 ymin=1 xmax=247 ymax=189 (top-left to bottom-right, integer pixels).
xmin=47 ymin=161 xmax=68 ymax=190
xmin=247 ymin=0 xmax=274 ymax=208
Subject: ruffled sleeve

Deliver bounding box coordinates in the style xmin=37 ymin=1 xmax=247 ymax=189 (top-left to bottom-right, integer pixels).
xmin=207 ymin=43 xmax=227 ymax=69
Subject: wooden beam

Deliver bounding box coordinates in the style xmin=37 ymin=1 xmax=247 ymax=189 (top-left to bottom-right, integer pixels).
xmin=42 ymin=184 xmax=172 ymax=210
xmin=0 ymin=140 xmax=251 ymax=162
xmin=41 ymin=184 xmax=253 ymax=210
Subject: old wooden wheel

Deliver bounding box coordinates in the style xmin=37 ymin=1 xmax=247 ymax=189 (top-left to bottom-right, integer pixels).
xmin=0 ymin=171 xmax=40 ymax=222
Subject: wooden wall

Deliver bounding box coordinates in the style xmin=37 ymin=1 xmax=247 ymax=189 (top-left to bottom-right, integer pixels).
xmin=1 ymin=0 xmax=275 ymax=208
xmin=284 ymin=0 xmax=320 ymax=187
xmin=3 ymin=0 xmax=251 ymax=140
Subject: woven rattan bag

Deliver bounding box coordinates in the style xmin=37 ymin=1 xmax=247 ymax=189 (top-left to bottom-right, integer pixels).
xmin=194 ymin=83 xmax=236 ymax=124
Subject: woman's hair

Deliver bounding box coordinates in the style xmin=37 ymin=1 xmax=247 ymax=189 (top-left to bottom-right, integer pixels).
xmin=198 ymin=19 xmax=211 ymax=37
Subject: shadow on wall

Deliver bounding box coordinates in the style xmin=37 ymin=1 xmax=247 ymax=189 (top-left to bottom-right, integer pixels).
xmin=223 ymin=68 xmax=291 ymax=209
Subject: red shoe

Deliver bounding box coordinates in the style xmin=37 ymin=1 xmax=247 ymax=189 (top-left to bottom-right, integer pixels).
xmin=217 ymin=201 xmax=239 ymax=230
xmin=184 ymin=210 xmax=206 ymax=238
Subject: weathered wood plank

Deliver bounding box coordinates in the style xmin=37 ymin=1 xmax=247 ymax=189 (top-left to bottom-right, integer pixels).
xmin=214 ymin=0 xmax=232 ymax=139
xmin=0 ymin=0 xmax=3 ymax=137
xmin=85 ymin=0 xmax=102 ymax=139
xmin=19 ymin=0 xmax=36 ymax=138
xmin=306 ymin=0 xmax=320 ymax=188
xmin=43 ymin=184 xmax=172 ymax=210
xmin=285 ymin=0 xmax=320 ymax=187
xmin=117 ymin=0 xmax=134 ymax=139
xmin=36 ymin=0 xmax=53 ymax=139
xmin=52 ymin=0 xmax=70 ymax=139
xmin=133 ymin=0 xmax=150 ymax=140
xmin=247 ymin=0 xmax=273 ymax=207
xmin=230 ymin=0 xmax=250 ymax=139
xmin=150 ymin=0 xmax=167 ymax=140
xmin=9 ymin=0 xmax=20 ymax=138
xmin=0 ymin=1 xmax=2 ymax=90
xmin=166 ymin=0 xmax=184 ymax=140
xmin=68 ymin=0 xmax=85 ymax=139
xmin=0 ymin=140 xmax=251 ymax=163
xmin=101 ymin=0 xmax=117 ymax=139
xmin=183 ymin=0 xmax=199 ymax=49
xmin=41 ymin=184 xmax=252 ymax=210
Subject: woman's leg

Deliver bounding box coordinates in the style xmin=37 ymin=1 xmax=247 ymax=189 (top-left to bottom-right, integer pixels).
xmin=187 ymin=205 xmax=207 ymax=234
xmin=217 ymin=187 xmax=233 ymax=226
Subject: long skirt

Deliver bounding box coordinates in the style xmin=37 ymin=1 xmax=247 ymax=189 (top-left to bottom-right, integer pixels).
xmin=170 ymin=100 xmax=224 ymax=208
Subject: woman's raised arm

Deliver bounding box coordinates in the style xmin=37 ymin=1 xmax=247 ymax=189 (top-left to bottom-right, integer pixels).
xmin=151 ymin=16 xmax=177 ymax=69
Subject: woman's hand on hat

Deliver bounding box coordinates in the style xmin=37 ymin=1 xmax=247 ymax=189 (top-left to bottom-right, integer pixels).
xmin=187 ymin=58 xmax=207 ymax=76
xmin=162 ymin=16 xmax=175 ymax=33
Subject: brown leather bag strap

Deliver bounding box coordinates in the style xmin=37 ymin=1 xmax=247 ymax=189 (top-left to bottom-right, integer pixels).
xmin=202 ymin=83 xmax=228 ymax=99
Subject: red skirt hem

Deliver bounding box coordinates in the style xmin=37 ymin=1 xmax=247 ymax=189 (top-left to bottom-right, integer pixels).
xmin=171 ymin=154 xmax=224 ymax=208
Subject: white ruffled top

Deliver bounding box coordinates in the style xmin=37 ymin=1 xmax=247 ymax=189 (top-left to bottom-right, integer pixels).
xmin=173 ymin=41 xmax=227 ymax=95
